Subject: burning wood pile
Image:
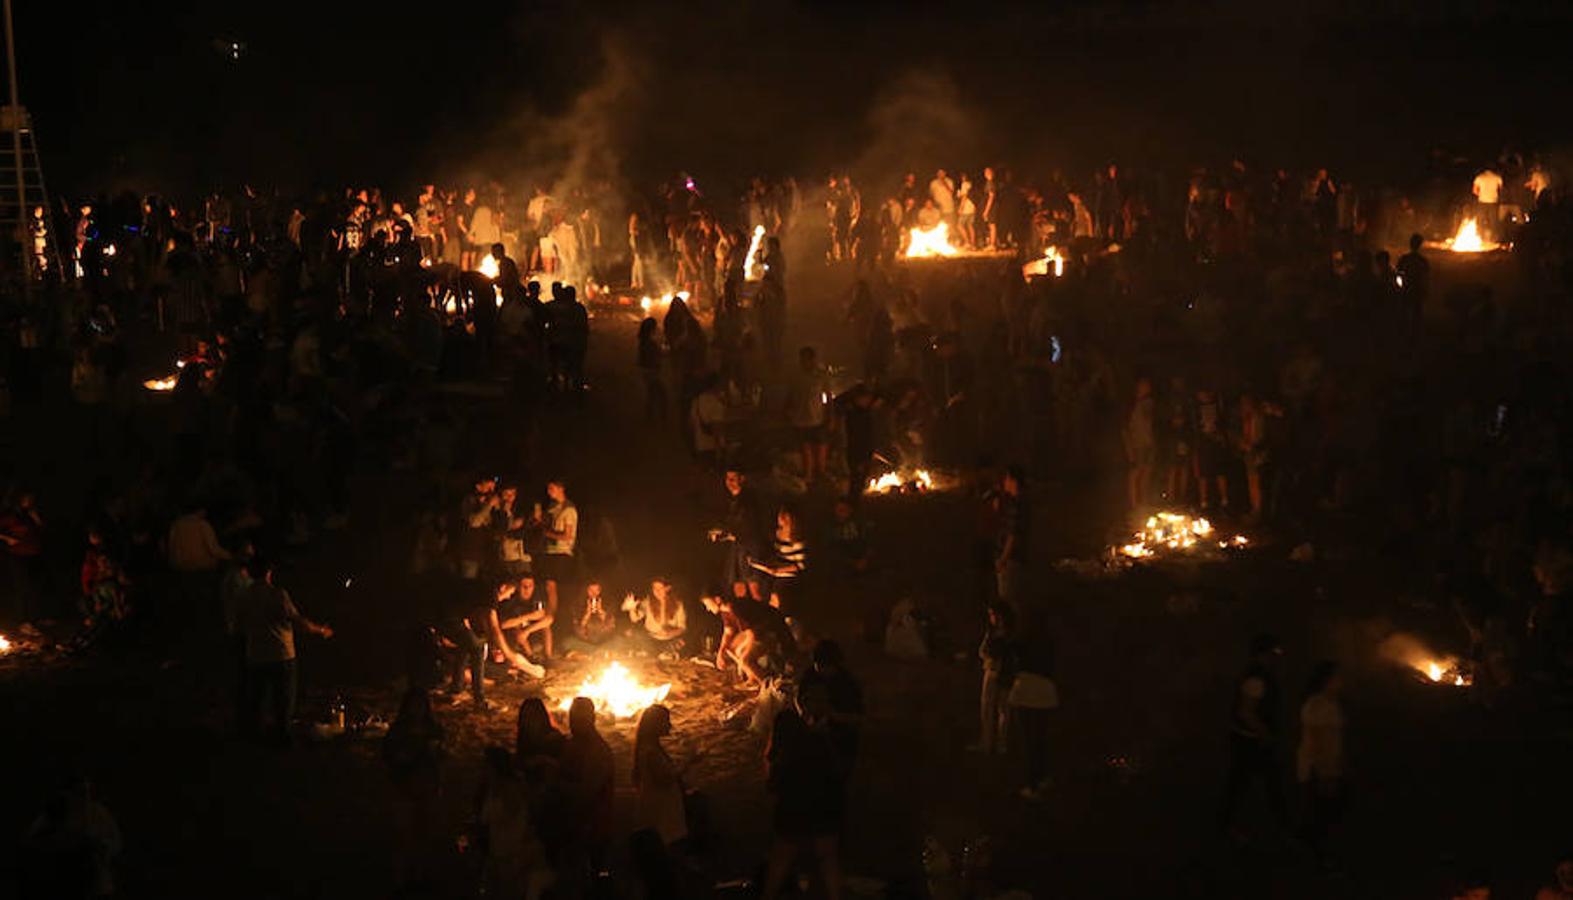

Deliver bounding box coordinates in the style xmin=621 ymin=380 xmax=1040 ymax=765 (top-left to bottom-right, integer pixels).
xmin=555 ymin=660 xmax=672 ymax=720
xmin=1419 ymin=658 xmax=1473 ymax=687
xmin=1115 ymin=511 xmax=1248 ymax=562
xmin=1021 ymin=246 xmax=1066 ymax=280
xmin=866 ymin=468 xmax=943 ymax=495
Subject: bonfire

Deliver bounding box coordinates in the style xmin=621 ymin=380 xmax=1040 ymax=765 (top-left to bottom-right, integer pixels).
xmin=477 ymin=253 xmax=501 ymax=279
xmin=1117 ymin=511 xmax=1247 ymax=560
xmin=867 ymin=469 xmax=936 ymax=494
xmin=905 ymin=222 xmax=961 ymax=259
xmin=557 ymin=661 xmax=671 ymax=720
xmin=1437 ymin=217 xmax=1502 ymax=254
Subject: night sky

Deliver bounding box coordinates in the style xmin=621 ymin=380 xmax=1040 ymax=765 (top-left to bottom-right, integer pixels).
xmin=14 ymin=0 xmax=1573 ymax=196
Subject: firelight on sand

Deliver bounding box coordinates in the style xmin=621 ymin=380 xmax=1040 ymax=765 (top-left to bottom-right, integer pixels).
xmin=558 ymin=661 xmax=671 ymax=719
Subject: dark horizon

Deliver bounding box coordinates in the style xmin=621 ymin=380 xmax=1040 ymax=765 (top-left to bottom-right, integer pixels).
xmin=14 ymin=0 xmax=1573 ymax=198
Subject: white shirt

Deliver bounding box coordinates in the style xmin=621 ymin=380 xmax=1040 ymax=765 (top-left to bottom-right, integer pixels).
xmin=787 ymin=367 xmax=830 ymax=428
xmin=1296 ymin=694 xmax=1344 ymax=781
xmin=1473 ymin=170 xmax=1503 ymax=204
xmin=544 ymin=501 xmax=577 ymax=556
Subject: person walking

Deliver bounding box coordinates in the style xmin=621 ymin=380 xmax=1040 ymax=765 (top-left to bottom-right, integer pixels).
xmin=1219 ymin=634 xmax=1288 ymax=840
xmin=1296 ymin=661 xmax=1345 ymax=866
xmin=237 ymin=558 xmax=333 ymax=746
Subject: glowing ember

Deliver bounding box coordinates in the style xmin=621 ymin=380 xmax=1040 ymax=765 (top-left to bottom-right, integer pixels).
xmin=905 ymin=222 xmax=961 ymax=259
xmin=477 ymin=253 xmax=501 ymax=279
xmin=557 ymin=661 xmax=671 ymax=719
xmin=1022 ymin=246 xmax=1066 ymax=279
xmin=1444 ymin=217 xmax=1500 ymax=254
xmin=1117 ymin=511 xmax=1247 ymax=560
xmin=743 ymin=225 xmax=767 ymax=282
xmin=867 ymin=469 xmax=935 ymax=494
xmin=142 ymin=374 xmax=178 ymax=392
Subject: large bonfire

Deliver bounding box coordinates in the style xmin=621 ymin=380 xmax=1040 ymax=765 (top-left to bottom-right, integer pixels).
xmin=557 ymin=661 xmax=672 ymax=720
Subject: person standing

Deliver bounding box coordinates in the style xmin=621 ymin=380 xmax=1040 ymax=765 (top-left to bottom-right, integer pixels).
xmin=929 ymin=169 xmax=956 ymax=226
xmin=383 ymin=687 xmax=446 ymax=893
xmin=971 ymin=604 xmax=1015 ymax=754
xmin=562 ymin=696 xmax=615 ymax=885
xmin=633 ymin=704 xmax=689 ymax=848
xmin=1296 ymin=660 xmax=1345 ymax=866
xmin=1395 ymin=233 xmax=1430 ymax=339
xmin=1007 ymin=616 xmax=1057 ymax=800
xmin=760 ymin=681 xmax=848 ymax=900
xmin=1124 ymin=378 xmax=1157 ymax=510
xmin=786 ymin=347 xmax=832 ymax=485
xmin=1471 ymin=166 xmax=1504 ymax=240
xmin=1219 ymin=634 xmax=1288 ymax=839
xmin=994 ymin=466 xmax=1028 ymax=608
xmin=531 ymin=479 xmax=578 ymax=660
xmin=238 ymin=558 xmax=333 ymax=745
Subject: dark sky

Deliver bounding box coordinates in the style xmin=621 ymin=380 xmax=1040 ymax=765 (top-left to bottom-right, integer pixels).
xmin=13 ymin=0 xmax=1573 ymax=197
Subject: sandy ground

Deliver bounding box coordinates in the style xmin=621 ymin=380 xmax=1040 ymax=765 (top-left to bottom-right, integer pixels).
xmin=2 ymin=250 xmax=1570 ymax=899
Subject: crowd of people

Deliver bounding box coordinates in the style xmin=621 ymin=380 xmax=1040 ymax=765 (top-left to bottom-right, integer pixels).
xmin=4 ymin=138 xmax=1573 ymax=896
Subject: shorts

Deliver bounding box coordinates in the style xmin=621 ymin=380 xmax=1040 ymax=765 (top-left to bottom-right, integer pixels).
xmin=535 ymin=552 xmax=576 ymax=585
xmin=795 ymin=425 xmax=825 ymax=444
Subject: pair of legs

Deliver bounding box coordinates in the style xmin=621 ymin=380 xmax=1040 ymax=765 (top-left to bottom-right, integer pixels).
xmin=800 ymin=429 xmax=829 ymax=483
xmin=719 ymin=629 xmax=764 ymax=685
xmin=976 ymin=668 xmax=1007 ymax=752
xmin=440 ymin=620 xmax=487 ymax=703
xmin=244 ymin=659 xmax=298 ymax=743
xmin=1127 ymin=459 xmax=1154 ymax=509
xmin=1014 ymin=705 xmax=1052 ymax=790
xmin=1195 ymin=451 xmax=1230 ymax=511
xmin=761 ymin=832 xmax=842 ymax=900
xmin=1218 ymin=733 xmax=1287 ymax=835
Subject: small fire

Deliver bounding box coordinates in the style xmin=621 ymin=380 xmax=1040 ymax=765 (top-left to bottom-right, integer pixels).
xmin=142 ymin=374 xmax=178 ymax=392
xmin=0 ymin=633 xmax=11 ymax=654
xmin=639 ymin=290 xmax=689 ymax=316
xmin=905 ymin=222 xmax=960 ymax=259
xmin=494 ymin=286 xmax=504 ymax=308
xmin=868 ymin=469 xmax=935 ymax=494
xmin=743 ymin=225 xmax=767 ymax=282
xmin=1420 ymin=658 xmax=1471 ymax=687
xmin=1446 ymin=217 xmax=1500 ymax=254
xmin=477 ymin=253 xmax=501 ymax=279
xmin=1118 ymin=511 xmax=1247 ymax=560
xmin=1022 ymin=246 xmax=1066 ymax=279
xmin=443 ymin=294 xmax=459 ymax=316
xmin=558 ymin=661 xmax=671 ymax=719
